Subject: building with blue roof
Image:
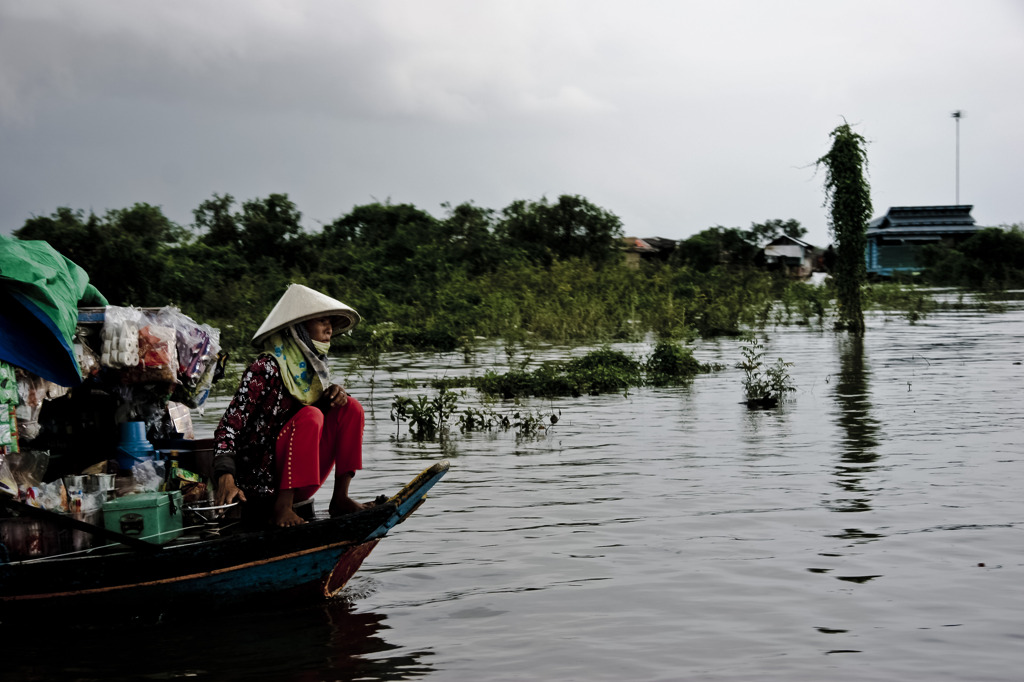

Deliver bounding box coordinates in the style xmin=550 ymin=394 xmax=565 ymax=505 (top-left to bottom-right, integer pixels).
xmin=865 ymin=205 xmax=985 ymax=277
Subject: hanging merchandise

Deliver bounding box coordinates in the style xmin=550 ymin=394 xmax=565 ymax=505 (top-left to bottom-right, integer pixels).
xmin=44 ymin=381 xmax=69 ymax=402
xmin=155 ymin=307 xmax=222 ymax=410
xmin=0 ymin=450 xmax=17 ymax=497
xmin=155 ymin=307 xmax=213 ymax=382
xmin=121 ymin=323 xmax=178 ymax=384
xmin=176 ymin=352 xmax=222 ymax=413
xmin=73 ymin=327 xmax=101 ymax=378
xmin=100 ymin=306 xmax=143 ymax=369
xmin=0 ymin=360 xmax=18 ymax=457
xmin=15 ymin=369 xmax=45 ymax=443
xmin=166 ymin=402 xmax=194 ymax=439
xmin=0 ymin=405 xmax=17 ymax=452
xmin=0 ymin=288 xmax=230 ymax=562
xmin=0 ymin=360 xmax=17 ymax=404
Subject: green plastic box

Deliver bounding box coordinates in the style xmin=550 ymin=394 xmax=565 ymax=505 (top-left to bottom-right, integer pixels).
xmin=102 ymin=491 xmax=183 ymax=544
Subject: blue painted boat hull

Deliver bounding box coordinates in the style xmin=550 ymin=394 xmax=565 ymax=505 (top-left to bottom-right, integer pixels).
xmin=0 ymin=461 xmax=448 ymax=617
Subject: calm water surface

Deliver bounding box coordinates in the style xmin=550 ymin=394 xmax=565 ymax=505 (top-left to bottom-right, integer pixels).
xmin=10 ymin=299 xmax=1024 ymax=681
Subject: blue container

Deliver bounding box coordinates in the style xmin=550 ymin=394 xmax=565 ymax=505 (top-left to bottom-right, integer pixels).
xmin=119 ymin=421 xmax=149 ymax=446
xmin=117 ymin=421 xmax=155 ymax=470
xmin=117 ymin=445 xmax=155 ymax=470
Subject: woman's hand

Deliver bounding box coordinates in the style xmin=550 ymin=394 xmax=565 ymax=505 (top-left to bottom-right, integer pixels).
xmin=324 ymin=384 xmax=349 ymax=408
xmin=216 ymin=473 xmax=247 ymax=506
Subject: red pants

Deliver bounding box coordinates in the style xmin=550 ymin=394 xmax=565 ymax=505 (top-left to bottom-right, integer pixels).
xmin=274 ymin=398 xmax=364 ymax=502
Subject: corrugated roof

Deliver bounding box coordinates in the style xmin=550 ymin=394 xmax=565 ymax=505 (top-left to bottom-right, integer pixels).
xmin=868 ymin=205 xmax=976 ymax=230
xmin=867 ymin=225 xmax=981 ymax=237
xmin=641 ymin=237 xmax=678 ymax=251
xmin=766 ymin=234 xmax=816 ymax=249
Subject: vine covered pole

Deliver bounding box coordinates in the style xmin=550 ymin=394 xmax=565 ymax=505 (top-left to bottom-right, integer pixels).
xmin=817 ymin=122 xmax=872 ymax=335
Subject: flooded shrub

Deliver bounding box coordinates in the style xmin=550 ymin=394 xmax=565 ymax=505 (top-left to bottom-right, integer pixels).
xmin=739 ymin=338 xmax=795 ymax=408
xmin=470 ymin=345 xmax=718 ymax=399
xmin=865 ymin=284 xmax=936 ymax=323
xmin=427 ymin=376 xmax=475 ymax=391
xmin=390 ymin=388 xmax=459 ymax=441
xmin=474 ymin=368 xmax=548 ymax=399
xmin=470 ymin=348 xmax=642 ymax=398
xmin=776 ymin=281 xmax=832 ymax=326
xmin=503 ymin=409 xmax=559 ymax=438
xmin=645 ymin=341 xmax=704 ymax=386
xmin=457 ymin=406 xmax=557 ymax=438
xmin=562 ymin=348 xmax=644 ymax=395
xmin=456 ymin=406 xmax=498 ymax=432
xmin=390 ymin=388 xmax=557 ymax=441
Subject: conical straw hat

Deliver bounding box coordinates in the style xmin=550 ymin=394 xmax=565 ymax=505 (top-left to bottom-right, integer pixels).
xmin=251 ymin=283 xmax=360 ymax=347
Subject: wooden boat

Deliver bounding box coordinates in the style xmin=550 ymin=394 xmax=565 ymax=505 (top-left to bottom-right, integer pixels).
xmin=2 ymin=252 xmax=450 ymax=619
xmin=0 ymin=460 xmax=448 ymax=617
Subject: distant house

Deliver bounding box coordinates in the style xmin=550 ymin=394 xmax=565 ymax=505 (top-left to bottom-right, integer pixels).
xmin=621 ymin=237 xmax=677 ymax=268
xmin=866 ymin=205 xmax=984 ymax=277
xmin=762 ymin=234 xmax=818 ymax=278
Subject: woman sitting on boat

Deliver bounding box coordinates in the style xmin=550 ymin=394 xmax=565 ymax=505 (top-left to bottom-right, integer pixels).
xmin=213 ymin=284 xmax=367 ymax=527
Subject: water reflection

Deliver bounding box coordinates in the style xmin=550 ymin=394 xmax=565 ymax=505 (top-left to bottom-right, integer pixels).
xmin=826 ymin=335 xmax=882 ymax=514
xmin=3 ymin=598 xmax=434 ymax=681
xmin=827 ymin=527 xmax=884 ymax=543
xmin=310 ymin=600 xmax=436 ymax=681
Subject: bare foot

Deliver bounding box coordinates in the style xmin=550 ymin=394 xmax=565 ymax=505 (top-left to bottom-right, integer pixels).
xmin=273 ymin=489 xmax=307 ymax=527
xmin=329 ymin=496 xmax=365 ymax=517
xmin=274 ymin=507 xmax=307 ymax=527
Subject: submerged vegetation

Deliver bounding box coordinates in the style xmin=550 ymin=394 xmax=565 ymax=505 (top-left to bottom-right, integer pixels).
xmin=388 ymin=342 xmax=718 ymax=441
xmin=390 ymin=387 xmax=558 ymax=442
xmin=739 ymin=338 xmax=796 ymax=409
xmin=405 ymin=342 xmax=719 ymax=400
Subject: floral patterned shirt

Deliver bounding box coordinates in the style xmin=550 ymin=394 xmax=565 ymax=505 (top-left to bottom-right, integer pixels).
xmin=213 ymin=354 xmax=300 ymax=499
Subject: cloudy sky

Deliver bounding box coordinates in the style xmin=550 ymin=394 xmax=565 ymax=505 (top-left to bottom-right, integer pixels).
xmin=2 ymin=1 xmax=1022 ymax=248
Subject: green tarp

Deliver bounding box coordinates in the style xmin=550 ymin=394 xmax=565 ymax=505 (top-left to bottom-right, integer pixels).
xmin=0 ymin=234 xmax=107 ymax=386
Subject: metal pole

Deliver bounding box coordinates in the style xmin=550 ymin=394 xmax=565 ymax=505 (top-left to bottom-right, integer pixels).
xmin=952 ymin=111 xmax=962 ymax=205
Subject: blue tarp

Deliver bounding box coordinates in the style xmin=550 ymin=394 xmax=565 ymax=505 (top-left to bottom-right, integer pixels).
xmin=0 ymin=234 xmax=107 ymax=386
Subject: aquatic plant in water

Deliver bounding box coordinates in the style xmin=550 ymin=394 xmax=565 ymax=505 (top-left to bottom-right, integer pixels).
xmin=864 ymin=283 xmax=935 ymax=323
xmin=739 ymin=338 xmax=795 ymax=408
xmin=469 ymin=343 xmax=714 ymax=399
xmin=390 ymin=388 xmax=459 ymax=441
xmin=644 ymin=340 xmax=706 ymax=386
xmin=774 ymin=281 xmax=833 ymax=327
xmin=390 ymin=387 xmax=557 ymax=442
xmin=390 ymin=342 xmax=713 ymax=440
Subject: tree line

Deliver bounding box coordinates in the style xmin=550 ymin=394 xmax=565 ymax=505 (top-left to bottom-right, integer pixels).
xmin=11 ymin=191 xmax=1018 ymax=353
xmin=11 ymin=193 xmax=816 ymax=351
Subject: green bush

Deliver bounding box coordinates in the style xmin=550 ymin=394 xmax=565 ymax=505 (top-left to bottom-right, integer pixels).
xmin=739 ymin=338 xmax=795 ymax=408
xmin=645 ymin=341 xmax=704 ymax=386
xmin=921 ymin=225 xmax=1024 ymax=289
